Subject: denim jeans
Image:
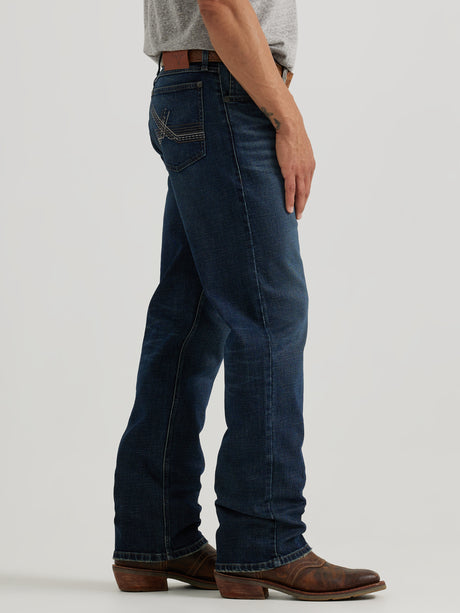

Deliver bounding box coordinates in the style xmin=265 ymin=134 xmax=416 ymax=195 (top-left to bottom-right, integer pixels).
xmin=113 ymin=50 xmax=312 ymax=572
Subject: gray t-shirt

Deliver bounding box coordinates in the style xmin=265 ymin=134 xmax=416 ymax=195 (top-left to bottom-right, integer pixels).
xmin=144 ymin=0 xmax=298 ymax=72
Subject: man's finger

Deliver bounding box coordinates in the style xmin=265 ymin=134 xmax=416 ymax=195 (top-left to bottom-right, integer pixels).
xmin=294 ymin=177 xmax=307 ymax=219
xmin=295 ymin=177 xmax=307 ymax=206
xmin=285 ymin=176 xmax=296 ymax=213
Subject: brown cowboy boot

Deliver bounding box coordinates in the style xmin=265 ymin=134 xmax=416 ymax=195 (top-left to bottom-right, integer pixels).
xmin=112 ymin=542 xmax=218 ymax=591
xmin=214 ymin=550 xmax=386 ymax=600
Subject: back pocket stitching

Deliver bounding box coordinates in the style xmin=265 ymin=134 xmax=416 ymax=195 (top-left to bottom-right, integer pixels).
xmin=150 ymin=80 xmax=206 ymax=172
xmin=150 ymin=99 xmax=205 ymax=143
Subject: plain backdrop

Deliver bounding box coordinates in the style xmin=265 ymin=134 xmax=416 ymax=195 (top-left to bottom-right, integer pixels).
xmin=1 ymin=1 xmax=459 ymax=612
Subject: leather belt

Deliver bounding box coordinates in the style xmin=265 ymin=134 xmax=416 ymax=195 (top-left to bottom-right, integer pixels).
xmin=160 ymin=49 xmax=293 ymax=89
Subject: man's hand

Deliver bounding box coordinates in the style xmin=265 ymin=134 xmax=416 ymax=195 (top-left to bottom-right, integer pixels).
xmin=275 ymin=118 xmax=316 ymax=220
xmin=198 ymin=0 xmax=316 ymax=219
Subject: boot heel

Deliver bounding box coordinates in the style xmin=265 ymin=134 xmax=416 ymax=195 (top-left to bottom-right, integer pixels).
xmin=112 ymin=564 xmax=168 ymax=592
xmin=214 ymin=571 xmax=268 ymax=599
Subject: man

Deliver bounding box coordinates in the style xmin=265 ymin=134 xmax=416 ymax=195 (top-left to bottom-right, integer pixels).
xmin=112 ymin=0 xmax=386 ymax=601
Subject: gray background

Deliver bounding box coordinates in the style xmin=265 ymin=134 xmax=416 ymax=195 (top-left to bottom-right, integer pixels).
xmin=1 ymin=1 xmax=459 ymax=611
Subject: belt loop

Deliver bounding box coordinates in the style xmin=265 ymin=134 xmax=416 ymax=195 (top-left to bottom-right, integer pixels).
xmin=201 ymin=49 xmax=209 ymax=71
xmin=156 ymin=52 xmax=163 ymax=77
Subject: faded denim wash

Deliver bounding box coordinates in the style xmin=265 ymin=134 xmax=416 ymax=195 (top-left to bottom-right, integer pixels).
xmin=113 ymin=50 xmax=312 ymax=572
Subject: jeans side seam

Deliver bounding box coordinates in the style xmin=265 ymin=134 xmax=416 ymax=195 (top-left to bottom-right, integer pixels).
xmin=218 ymin=71 xmax=277 ymax=560
xmin=162 ymin=288 xmax=206 ymax=555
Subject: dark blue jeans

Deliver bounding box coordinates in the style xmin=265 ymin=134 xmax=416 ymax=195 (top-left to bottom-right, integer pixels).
xmin=113 ymin=50 xmax=312 ymax=572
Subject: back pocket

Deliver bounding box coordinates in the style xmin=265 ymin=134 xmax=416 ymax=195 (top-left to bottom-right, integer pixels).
xmin=149 ymin=80 xmax=206 ymax=172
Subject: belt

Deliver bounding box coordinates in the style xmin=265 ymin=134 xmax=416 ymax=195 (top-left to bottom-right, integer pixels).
xmin=160 ymin=49 xmax=293 ymax=89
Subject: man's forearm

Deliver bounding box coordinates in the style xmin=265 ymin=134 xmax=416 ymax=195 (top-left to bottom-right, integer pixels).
xmin=197 ymin=0 xmax=299 ymax=132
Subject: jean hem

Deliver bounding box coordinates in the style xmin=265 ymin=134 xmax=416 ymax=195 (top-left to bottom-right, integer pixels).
xmin=113 ymin=535 xmax=209 ymax=562
xmin=214 ymin=542 xmax=313 ymax=573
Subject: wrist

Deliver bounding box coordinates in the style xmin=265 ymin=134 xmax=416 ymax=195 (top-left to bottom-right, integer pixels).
xmin=268 ymin=103 xmax=301 ymax=133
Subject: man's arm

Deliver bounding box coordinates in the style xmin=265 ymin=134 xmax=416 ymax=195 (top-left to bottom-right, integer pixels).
xmin=197 ymin=0 xmax=315 ymax=219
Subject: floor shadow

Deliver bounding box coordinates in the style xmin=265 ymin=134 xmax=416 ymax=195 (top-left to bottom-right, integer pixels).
xmin=0 ymin=572 xmax=382 ymax=601
xmin=0 ymin=573 xmax=218 ymax=597
xmin=0 ymin=573 xmax=113 ymax=592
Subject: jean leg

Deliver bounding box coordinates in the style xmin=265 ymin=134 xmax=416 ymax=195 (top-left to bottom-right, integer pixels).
xmin=113 ymin=175 xmax=230 ymax=561
xmin=160 ymin=67 xmax=312 ymax=571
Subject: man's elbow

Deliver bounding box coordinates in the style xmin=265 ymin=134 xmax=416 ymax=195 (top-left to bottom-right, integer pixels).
xmin=197 ymin=0 xmax=232 ymax=18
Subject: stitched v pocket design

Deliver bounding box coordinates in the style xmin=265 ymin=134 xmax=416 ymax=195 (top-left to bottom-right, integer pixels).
xmin=149 ymin=80 xmax=206 ymax=172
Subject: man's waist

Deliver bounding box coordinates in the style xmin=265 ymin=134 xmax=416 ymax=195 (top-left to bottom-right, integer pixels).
xmin=160 ymin=49 xmax=293 ymax=88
